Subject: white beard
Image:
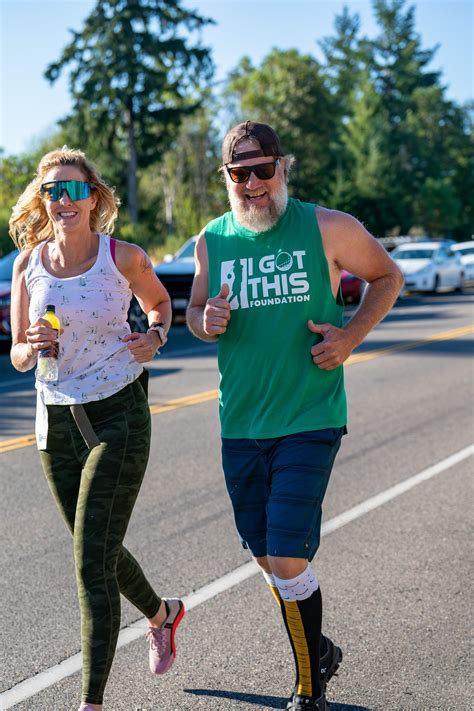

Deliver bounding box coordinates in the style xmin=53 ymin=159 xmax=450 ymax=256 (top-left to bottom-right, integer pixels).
xmin=228 ymin=181 xmax=288 ymax=233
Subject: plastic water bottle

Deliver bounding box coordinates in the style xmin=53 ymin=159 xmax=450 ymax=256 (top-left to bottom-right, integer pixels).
xmin=37 ymin=304 xmax=60 ymax=382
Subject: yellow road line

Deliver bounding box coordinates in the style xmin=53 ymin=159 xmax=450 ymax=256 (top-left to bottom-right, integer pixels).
xmin=346 ymin=324 xmax=473 ymax=364
xmin=149 ymin=389 xmax=218 ymax=415
xmin=1 ymin=325 xmax=472 ymax=455
xmin=0 ymin=434 xmax=37 ymax=454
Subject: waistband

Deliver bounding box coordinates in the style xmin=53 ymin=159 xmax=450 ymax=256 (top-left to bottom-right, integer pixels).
xmin=45 ymin=379 xmax=146 ymax=449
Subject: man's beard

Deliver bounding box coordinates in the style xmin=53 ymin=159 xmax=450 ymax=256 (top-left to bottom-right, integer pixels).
xmin=228 ymin=181 xmax=288 ymax=233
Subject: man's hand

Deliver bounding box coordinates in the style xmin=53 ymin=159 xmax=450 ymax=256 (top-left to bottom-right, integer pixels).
xmin=123 ymin=331 xmax=162 ymax=363
xmin=308 ymin=320 xmax=356 ymax=371
xmin=203 ymin=283 xmax=231 ymax=336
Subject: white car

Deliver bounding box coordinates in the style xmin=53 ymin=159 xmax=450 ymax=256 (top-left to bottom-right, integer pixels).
xmin=391 ymin=241 xmax=464 ymax=293
xmin=451 ymin=241 xmax=474 ymax=287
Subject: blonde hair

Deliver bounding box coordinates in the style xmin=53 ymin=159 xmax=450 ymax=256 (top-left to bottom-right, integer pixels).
xmin=9 ymin=147 xmax=120 ymax=250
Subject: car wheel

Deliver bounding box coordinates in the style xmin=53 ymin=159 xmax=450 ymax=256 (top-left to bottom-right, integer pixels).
xmin=127 ymin=298 xmax=148 ymax=333
xmin=431 ymin=274 xmax=440 ymax=293
xmin=455 ymin=273 xmax=464 ymax=292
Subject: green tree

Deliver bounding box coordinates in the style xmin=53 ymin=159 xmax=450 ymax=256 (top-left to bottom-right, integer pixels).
xmin=371 ymin=0 xmax=440 ymax=118
xmin=0 ymin=130 xmax=69 ymax=254
xmin=413 ymin=177 xmax=462 ymax=236
xmin=45 ymin=0 xmax=214 ymax=223
xmin=338 ymin=71 xmax=397 ymax=233
xmin=319 ymin=6 xmax=367 ymax=120
xmin=368 ymin=0 xmax=442 ymax=230
xmin=450 ymin=103 xmax=474 ymax=238
xmin=158 ymin=107 xmax=223 ymax=238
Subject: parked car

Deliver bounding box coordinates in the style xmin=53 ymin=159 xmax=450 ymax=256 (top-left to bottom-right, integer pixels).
xmin=340 ymin=270 xmax=365 ymax=304
xmin=391 ymin=241 xmax=464 ymax=293
xmin=0 ymin=249 xmax=19 ymax=342
xmin=127 ymin=236 xmax=197 ymax=332
xmin=451 ymin=241 xmax=474 ymax=287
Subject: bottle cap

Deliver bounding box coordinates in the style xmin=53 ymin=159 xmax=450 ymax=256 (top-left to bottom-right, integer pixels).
xmin=46 ymin=304 xmax=55 ymax=312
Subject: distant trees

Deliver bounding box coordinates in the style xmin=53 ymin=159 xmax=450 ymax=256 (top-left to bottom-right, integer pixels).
xmin=222 ymin=0 xmax=472 ymax=238
xmin=44 ymin=0 xmax=214 ymax=224
xmin=0 ymin=0 xmax=472 ymax=257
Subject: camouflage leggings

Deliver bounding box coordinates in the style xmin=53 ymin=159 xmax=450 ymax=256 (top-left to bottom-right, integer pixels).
xmin=39 ymin=379 xmax=161 ymax=704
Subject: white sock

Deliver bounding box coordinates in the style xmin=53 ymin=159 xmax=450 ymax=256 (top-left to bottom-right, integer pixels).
xmin=273 ymin=565 xmax=319 ymax=602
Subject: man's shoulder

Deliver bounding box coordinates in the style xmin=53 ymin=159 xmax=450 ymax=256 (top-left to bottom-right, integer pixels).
xmin=316 ymin=205 xmax=360 ymax=235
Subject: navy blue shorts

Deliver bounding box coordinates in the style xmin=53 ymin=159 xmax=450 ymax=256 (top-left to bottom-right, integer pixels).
xmin=221 ymin=427 xmax=346 ymax=560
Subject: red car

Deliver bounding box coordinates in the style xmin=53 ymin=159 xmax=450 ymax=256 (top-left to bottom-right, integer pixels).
xmin=341 ymin=270 xmax=365 ymax=303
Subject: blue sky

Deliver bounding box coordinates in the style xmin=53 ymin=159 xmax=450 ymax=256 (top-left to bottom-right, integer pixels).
xmin=1 ymin=0 xmax=472 ymax=156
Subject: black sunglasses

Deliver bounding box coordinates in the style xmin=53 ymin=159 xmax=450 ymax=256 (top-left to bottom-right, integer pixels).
xmin=226 ymin=160 xmax=279 ymax=184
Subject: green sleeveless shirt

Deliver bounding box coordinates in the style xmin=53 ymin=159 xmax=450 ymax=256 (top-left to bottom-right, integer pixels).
xmin=205 ymin=198 xmax=347 ymax=438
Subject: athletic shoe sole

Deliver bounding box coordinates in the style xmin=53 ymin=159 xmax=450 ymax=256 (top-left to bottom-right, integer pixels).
xmin=320 ymin=641 xmax=343 ymax=687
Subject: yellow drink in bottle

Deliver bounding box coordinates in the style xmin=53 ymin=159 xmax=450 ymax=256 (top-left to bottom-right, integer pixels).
xmin=37 ymin=304 xmax=60 ymax=382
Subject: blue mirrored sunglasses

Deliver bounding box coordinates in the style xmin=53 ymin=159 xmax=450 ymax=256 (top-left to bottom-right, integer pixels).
xmin=40 ymin=180 xmax=92 ymax=202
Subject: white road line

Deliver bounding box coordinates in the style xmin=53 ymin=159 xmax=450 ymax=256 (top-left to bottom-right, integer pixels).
xmin=1 ymin=444 xmax=472 ymax=709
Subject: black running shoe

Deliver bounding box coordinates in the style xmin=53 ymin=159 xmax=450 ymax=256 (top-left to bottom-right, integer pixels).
xmin=287 ymin=693 xmax=329 ymax=710
xmin=320 ymin=635 xmax=343 ymax=687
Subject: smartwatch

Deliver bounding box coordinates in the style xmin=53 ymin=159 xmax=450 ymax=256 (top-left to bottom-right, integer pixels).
xmin=147 ymin=322 xmax=167 ymax=347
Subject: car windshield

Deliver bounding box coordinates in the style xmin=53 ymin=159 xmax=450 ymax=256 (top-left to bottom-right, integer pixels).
xmin=455 ymin=246 xmax=474 ymax=256
xmin=0 ymin=250 xmax=18 ymax=280
xmin=393 ymin=249 xmax=435 ymax=260
xmin=175 ymin=240 xmax=196 ymax=260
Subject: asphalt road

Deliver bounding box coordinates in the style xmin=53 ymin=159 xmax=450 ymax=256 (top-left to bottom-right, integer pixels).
xmin=0 ymin=293 xmax=473 ymax=711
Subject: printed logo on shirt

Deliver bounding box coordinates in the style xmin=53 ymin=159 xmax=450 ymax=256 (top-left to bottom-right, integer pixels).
xmin=220 ymin=250 xmax=310 ymax=310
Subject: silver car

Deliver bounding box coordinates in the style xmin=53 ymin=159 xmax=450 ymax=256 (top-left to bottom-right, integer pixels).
xmin=392 ymin=241 xmax=464 ymax=293
xmin=451 ymin=241 xmax=474 ymax=287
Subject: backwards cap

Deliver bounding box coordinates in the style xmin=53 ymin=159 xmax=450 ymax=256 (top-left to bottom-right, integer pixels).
xmin=222 ymin=121 xmax=284 ymax=165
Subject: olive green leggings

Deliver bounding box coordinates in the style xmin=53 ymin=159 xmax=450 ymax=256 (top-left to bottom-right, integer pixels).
xmin=39 ymin=380 xmax=161 ymax=705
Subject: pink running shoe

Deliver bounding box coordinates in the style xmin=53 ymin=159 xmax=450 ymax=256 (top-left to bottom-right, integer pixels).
xmin=146 ymin=598 xmax=185 ymax=674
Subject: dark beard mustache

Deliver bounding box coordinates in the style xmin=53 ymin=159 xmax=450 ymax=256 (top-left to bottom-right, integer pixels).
xmin=228 ymin=183 xmax=288 ymax=233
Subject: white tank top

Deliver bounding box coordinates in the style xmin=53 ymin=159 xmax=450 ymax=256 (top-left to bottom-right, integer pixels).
xmin=26 ymin=234 xmax=143 ymax=407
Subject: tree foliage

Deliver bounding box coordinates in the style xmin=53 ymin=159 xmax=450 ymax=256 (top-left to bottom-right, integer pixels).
xmin=44 ymin=0 xmax=214 ymax=223
xmin=1 ymin=0 xmax=472 ymax=258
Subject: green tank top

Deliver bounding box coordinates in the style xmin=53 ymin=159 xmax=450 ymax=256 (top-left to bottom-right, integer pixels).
xmin=205 ymin=197 xmax=347 ymax=438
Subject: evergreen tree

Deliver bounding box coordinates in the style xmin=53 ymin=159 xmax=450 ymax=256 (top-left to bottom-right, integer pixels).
xmin=319 ymin=6 xmax=366 ymax=120
xmin=144 ymin=105 xmax=224 ymax=243
xmin=413 ymin=177 xmax=462 ymax=236
xmin=339 ymin=70 xmax=396 ymax=233
xmin=45 ymin=0 xmax=214 ymax=223
xmin=369 ymin=0 xmax=442 ymax=230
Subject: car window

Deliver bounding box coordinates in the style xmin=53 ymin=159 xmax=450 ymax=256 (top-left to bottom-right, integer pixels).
xmin=392 ymin=249 xmax=434 ymax=259
xmin=456 ymin=246 xmax=474 ymax=256
xmin=175 ymin=239 xmax=196 ymax=260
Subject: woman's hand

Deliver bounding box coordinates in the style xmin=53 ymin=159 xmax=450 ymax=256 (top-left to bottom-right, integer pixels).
xmin=123 ymin=331 xmax=162 ymax=363
xmin=25 ymin=318 xmax=62 ymax=357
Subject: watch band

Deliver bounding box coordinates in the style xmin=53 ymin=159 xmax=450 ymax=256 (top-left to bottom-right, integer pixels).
xmin=147 ymin=322 xmax=167 ymax=346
